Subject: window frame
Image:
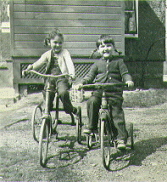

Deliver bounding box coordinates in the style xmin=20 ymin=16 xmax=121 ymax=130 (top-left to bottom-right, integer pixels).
xmin=124 ymin=0 xmax=138 ymax=39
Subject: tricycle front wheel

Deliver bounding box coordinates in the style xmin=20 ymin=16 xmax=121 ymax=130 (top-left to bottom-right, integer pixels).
xmin=39 ymin=119 xmax=49 ymax=167
xmin=32 ymin=104 xmax=43 ymax=143
xmin=101 ymin=119 xmax=111 ymax=170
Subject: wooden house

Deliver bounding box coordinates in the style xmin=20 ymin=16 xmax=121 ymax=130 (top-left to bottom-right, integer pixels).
xmin=9 ymin=0 xmax=165 ymax=94
xmin=10 ymin=0 xmax=139 ymax=93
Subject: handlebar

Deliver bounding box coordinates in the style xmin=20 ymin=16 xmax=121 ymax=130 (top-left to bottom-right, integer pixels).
xmin=79 ymin=83 xmax=127 ymax=90
xmin=24 ymin=70 xmax=71 ymax=79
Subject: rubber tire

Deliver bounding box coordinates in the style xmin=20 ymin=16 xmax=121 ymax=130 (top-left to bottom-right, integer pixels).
xmin=32 ymin=105 xmax=43 ymax=143
xmin=39 ymin=119 xmax=49 ymax=167
xmin=76 ymin=106 xmax=82 ymax=144
xmin=55 ymin=95 xmax=59 ymax=121
xmin=130 ymin=123 xmax=134 ymax=150
xmin=101 ymin=120 xmax=110 ymax=170
xmin=86 ymin=135 xmax=92 ymax=149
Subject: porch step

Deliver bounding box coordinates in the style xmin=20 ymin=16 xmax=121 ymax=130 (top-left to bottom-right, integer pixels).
xmin=0 ymin=87 xmax=20 ymax=106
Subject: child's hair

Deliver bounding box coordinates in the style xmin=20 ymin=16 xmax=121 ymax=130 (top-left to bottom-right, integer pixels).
xmin=96 ymin=34 xmax=115 ymax=48
xmin=89 ymin=34 xmax=121 ymax=58
xmin=44 ymin=28 xmax=64 ymax=46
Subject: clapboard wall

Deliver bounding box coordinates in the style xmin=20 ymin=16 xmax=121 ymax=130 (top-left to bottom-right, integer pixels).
xmin=10 ymin=0 xmax=125 ymax=92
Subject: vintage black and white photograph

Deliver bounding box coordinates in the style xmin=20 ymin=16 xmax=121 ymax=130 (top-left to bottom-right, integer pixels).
xmin=0 ymin=0 xmax=167 ymax=181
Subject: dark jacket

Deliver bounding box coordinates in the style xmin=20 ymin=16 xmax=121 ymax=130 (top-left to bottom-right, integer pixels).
xmin=82 ymin=57 xmax=132 ymax=99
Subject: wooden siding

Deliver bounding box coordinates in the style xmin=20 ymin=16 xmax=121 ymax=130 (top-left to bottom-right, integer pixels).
xmin=11 ymin=0 xmax=124 ymax=58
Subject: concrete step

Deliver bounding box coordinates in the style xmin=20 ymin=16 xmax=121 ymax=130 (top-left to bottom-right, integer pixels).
xmin=0 ymin=87 xmax=20 ymax=106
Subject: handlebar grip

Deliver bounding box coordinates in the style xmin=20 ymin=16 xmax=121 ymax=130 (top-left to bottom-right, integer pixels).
xmin=22 ymin=70 xmax=30 ymax=77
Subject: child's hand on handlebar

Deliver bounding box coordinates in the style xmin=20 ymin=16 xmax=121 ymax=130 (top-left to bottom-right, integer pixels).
xmin=22 ymin=69 xmax=30 ymax=77
xmin=68 ymin=75 xmax=74 ymax=87
xmin=126 ymin=81 xmax=134 ymax=89
xmin=22 ymin=65 xmax=33 ymax=77
xmin=72 ymin=83 xmax=83 ymax=90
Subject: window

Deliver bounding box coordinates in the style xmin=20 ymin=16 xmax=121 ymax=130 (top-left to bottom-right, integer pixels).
xmin=124 ymin=0 xmax=138 ymax=38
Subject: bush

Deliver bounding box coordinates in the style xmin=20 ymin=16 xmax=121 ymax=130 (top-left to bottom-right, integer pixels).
xmin=123 ymin=89 xmax=167 ymax=108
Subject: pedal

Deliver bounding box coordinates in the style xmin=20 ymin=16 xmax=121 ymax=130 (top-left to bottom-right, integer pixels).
xmin=42 ymin=113 xmax=51 ymax=120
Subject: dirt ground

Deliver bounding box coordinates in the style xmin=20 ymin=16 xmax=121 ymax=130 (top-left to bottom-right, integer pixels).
xmin=0 ymin=93 xmax=167 ymax=181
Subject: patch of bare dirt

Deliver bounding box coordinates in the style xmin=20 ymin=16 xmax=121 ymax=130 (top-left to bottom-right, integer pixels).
xmin=1 ymin=93 xmax=167 ymax=181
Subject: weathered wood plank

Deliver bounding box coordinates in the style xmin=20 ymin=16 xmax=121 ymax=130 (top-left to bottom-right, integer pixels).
xmin=14 ymin=41 xmax=122 ymax=49
xmin=12 ymin=48 xmax=124 ymax=57
xmin=14 ymin=19 xmax=122 ymax=28
xmin=14 ymin=12 xmax=121 ymax=21
xmin=14 ymin=27 xmax=122 ymax=35
xmin=12 ymin=49 xmax=93 ymax=57
xmin=14 ymin=42 xmax=96 ymax=48
xmin=14 ymin=5 xmax=122 ymax=14
xmin=14 ymin=0 xmax=122 ymax=7
xmin=15 ymin=34 xmax=122 ymax=42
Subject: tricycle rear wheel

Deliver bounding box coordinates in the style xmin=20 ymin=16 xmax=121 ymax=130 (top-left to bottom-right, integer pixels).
xmin=129 ymin=123 xmax=134 ymax=150
xmin=76 ymin=106 xmax=82 ymax=144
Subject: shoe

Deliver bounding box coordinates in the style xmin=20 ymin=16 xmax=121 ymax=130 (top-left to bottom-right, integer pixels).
xmin=52 ymin=127 xmax=58 ymax=135
xmin=117 ymin=139 xmax=126 ymax=150
xmin=83 ymin=128 xmax=92 ymax=134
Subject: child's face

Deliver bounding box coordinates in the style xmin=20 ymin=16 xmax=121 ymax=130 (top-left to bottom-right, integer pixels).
xmin=50 ymin=35 xmax=63 ymax=54
xmin=98 ymin=41 xmax=114 ymax=60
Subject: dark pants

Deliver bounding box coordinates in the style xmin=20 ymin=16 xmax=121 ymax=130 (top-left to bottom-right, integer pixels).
xmin=87 ymin=94 xmax=128 ymax=141
xmin=44 ymin=78 xmax=74 ymax=114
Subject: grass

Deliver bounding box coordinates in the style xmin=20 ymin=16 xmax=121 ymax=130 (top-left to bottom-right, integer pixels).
xmin=80 ymin=88 xmax=167 ymax=108
xmin=2 ymin=88 xmax=167 ymax=111
xmin=123 ymin=88 xmax=167 ymax=108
